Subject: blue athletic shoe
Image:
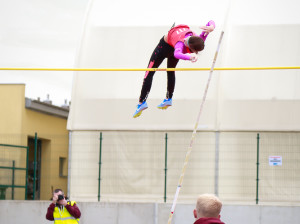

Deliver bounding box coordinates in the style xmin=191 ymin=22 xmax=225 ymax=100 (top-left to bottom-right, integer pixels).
xmin=133 ymin=101 xmax=148 ymax=118
xmin=157 ymin=98 xmax=172 ymax=110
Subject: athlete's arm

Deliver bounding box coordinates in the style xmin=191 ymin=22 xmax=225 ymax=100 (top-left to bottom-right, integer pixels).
xmin=174 ymin=41 xmax=192 ymax=60
xmin=199 ymin=20 xmax=215 ymax=41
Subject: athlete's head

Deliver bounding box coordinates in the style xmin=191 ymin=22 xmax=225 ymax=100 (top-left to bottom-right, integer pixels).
xmin=185 ymin=36 xmax=205 ymax=54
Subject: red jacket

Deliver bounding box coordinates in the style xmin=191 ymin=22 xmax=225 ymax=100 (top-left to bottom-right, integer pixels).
xmin=46 ymin=202 xmax=81 ymax=221
xmin=167 ymin=24 xmax=195 ymax=48
xmin=194 ymin=217 xmax=225 ymax=224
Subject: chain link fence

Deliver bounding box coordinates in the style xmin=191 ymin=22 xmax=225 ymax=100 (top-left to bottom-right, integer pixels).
xmin=69 ymin=131 xmax=300 ymax=204
xmin=1 ymin=131 xmax=300 ymax=204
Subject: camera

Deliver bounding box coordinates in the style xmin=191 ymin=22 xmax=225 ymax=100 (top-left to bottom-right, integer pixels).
xmin=57 ymin=195 xmax=64 ymax=201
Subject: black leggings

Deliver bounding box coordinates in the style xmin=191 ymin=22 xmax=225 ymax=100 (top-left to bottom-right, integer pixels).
xmin=139 ymin=37 xmax=179 ymax=103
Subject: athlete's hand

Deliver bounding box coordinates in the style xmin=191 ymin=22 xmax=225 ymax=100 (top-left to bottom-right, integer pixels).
xmin=200 ymin=25 xmax=215 ymax=36
xmin=189 ymin=53 xmax=198 ymax=63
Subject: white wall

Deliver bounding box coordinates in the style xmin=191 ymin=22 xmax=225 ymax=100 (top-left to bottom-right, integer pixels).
xmin=1 ymin=201 xmax=300 ymax=224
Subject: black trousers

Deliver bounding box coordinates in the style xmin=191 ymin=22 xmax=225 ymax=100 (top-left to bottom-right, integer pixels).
xmin=139 ymin=37 xmax=179 ymax=103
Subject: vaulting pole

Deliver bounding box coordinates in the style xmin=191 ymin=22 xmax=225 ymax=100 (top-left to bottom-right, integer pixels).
xmin=167 ymin=31 xmax=224 ymax=224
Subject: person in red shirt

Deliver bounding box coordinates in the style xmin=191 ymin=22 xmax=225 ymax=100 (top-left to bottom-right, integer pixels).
xmin=193 ymin=194 xmax=225 ymax=224
xmin=46 ymin=189 xmax=81 ymax=223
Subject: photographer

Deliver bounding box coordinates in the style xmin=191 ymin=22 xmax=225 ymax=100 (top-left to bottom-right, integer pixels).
xmin=46 ymin=189 xmax=81 ymax=223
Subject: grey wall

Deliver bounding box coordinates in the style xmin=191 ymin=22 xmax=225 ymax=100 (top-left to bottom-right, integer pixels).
xmin=1 ymin=201 xmax=300 ymax=224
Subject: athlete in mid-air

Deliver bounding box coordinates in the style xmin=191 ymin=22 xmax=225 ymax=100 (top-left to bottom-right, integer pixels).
xmin=133 ymin=21 xmax=215 ymax=118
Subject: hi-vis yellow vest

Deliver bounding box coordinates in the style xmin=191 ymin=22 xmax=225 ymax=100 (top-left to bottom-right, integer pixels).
xmin=53 ymin=201 xmax=79 ymax=224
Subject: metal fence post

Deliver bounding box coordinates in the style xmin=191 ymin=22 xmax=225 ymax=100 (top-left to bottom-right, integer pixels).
xmin=98 ymin=132 xmax=103 ymax=202
xmin=214 ymin=131 xmax=220 ymax=196
xmin=25 ymin=146 xmax=29 ymax=200
xmin=12 ymin=160 xmax=15 ymax=200
xmin=33 ymin=132 xmax=37 ymax=200
xmin=164 ymin=133 xmax=168 ymax=203
xmin=256 ymin=133 xmax=260 ymax=204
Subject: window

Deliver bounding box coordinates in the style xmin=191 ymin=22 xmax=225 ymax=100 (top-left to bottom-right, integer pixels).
xmin=59 ymin=157 xmax=68 ymax=178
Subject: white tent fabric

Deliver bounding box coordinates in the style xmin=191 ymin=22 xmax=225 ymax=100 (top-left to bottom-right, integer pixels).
xmin=67 ymin=0 xmax=300 ymax=131
xmin=66 ymin=0 xmax=300 ymax=202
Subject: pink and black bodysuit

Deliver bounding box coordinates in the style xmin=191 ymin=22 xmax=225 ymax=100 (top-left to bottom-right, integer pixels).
xmin=139 ymin=20 xmax=215 ymax=103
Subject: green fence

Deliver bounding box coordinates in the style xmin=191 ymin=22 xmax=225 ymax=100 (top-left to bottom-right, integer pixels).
xmin=0 ymin=143 xmax=28 ymax=200
xmin=0 ymin=133 xmax=69 ymax=200
xmin=1 ymin=131 xmax=300 ymax=204
xmin=91 ymin=131 xmax=300 ymax=204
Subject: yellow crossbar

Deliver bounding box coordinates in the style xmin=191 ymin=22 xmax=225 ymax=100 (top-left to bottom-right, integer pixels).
xmin=0 ymin=67 xmax=299 ymax=71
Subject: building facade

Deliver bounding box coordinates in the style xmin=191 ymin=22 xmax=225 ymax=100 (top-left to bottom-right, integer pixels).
xmin=0 ymin=84 xmax=69 ymax=200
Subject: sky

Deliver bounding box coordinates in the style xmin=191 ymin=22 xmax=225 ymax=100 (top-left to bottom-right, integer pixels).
xmin=0 ymin=0 xmax=299 ymax=106
xmin=0 ymin=0 xmax=89 ymax=106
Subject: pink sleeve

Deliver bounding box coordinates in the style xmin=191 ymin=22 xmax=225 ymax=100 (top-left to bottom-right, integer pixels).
xmin=199 ymin=20 xmax=216 ymax=41
xmin=174 ymin=41 xmax=191 ymax=60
